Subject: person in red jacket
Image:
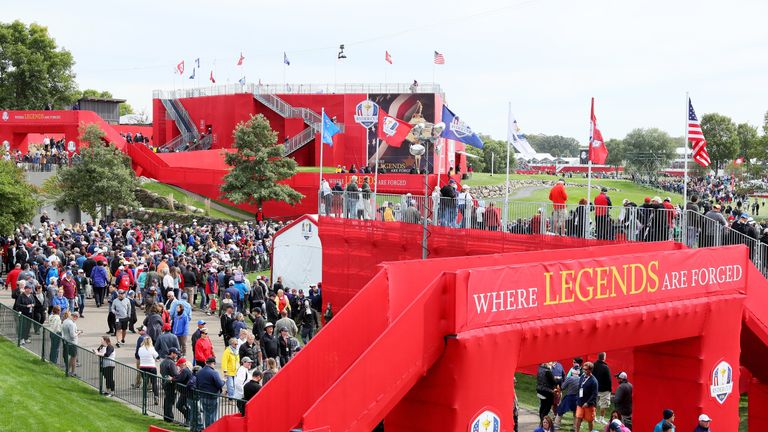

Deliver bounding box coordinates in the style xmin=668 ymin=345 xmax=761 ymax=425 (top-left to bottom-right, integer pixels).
xmin=194 ymin=328 xmax=214 ymax=364
xmin=594 ymin=187 xmax=613 ymax=240
xmin=6 ymin=263 xmax=21 ymax=293
xmin=549 ymin=179 xmax=568 ymax=235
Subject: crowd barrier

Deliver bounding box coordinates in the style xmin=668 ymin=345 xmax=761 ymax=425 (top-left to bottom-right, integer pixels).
xmin=0 ymin=303 xmax=242 ymax=431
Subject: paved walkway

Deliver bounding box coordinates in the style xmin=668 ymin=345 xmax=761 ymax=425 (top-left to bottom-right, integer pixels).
xmin=0 ymin=288 xmax=229 ymax=366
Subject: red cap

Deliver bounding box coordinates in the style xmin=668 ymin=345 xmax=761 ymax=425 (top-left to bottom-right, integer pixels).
xmin=176 ymin=357 xmax=187 ymax=366
xmin=162 ymin=323 xmax=172 ymax=331
xmin=644 ymin=196 xmax=651 ymax=203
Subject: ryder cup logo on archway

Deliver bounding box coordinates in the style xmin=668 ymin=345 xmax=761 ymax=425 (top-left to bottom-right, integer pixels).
xmin=469 ymin=409 xmax=500 ymax=432
xmin=354 ymin=100 xmax=379 ymax=129
xmin=450 ymin=116 xmax=473 ymax=138
xmin=710 ymin=361 xmax=733 ymax=404
xmin=301 ymin=220 xmax=313 ymax=240
xmin=1 ymin=111 xmax=8 ymax=121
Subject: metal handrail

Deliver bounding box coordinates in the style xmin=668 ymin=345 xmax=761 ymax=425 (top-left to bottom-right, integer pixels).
xmin=160 ymin=99 xmax=197 ymax=142
xmin=158 ymin=134 xmax=186 ymax=152
xmin=153 ymin=82 xmax=444 ymax=99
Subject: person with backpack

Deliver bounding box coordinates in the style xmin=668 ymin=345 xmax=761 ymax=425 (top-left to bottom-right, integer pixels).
xmin=90 ymin=261 xmax=109 ymax=307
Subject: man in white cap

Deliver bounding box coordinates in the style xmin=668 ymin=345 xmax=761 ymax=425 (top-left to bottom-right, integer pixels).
xmin=694 ymin=414 xmax=712 ymax=432
xmin=614 ymin=371 xmax=633 ymax=429
xmin=457 ymin=185 xmax=473 ymax=228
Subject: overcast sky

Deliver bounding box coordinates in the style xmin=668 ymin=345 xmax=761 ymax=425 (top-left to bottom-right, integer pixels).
xmin=7 ymin=0 xmax=768 ymax=143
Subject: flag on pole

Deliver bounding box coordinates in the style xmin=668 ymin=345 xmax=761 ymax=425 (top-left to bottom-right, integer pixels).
xmin=440 ymin=106 xmax=484 ymax=148
xmin=237 ymin=52 xmax=245 ymax=66
xmin=385 ymin=51 xmax=392 ymax=64
xmin=176 ymin=60 xmax=185 ymax=75
xmin=688 ymin=98 xmax=711 ymax=167
xmin=209 ymin=70 xmax=216 ymax=84
xmin=189 ymin=68 xmax=195 ymax=80
xmin=433 ymin=51 xmax=445 ymax=64
xmin=508 ymin=113 xmax=536 ymax=159
xmin=377 ymin=110 xmax=413 ymax=147
xmin=283 ymin=52 xmax=290 ymax=66
xmin=195 ymin=58 xmax=200 ymax=68
xmin=589 ymin=97 xmax=608 ymax=164
xmin=238 ymin=76 xmax=246 ymax=86
xmin=322 ymin=112 xmax=340 ymax=146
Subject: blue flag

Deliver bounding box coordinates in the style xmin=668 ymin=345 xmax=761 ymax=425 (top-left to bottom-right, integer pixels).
xmin=238 ymin=76 xmax=246 ymax=86
xmin=189 ymin=68 xmax=195 ymax=79
xmin=284 ymin=52 xmax=290 ymax=66
xmin=440 ymin=106 xmax=484 ymax=149
xmin=322 ymin=112 xmax=340 ymax=146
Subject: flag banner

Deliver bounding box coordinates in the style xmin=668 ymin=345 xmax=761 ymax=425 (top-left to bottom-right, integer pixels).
xmin=385 ymin=51 xmax=392 ymax=64
xmin=209 ymin=70 xmax=216 ymax=84
xmin=434 ymin=51 xmax=445 ymax=64
xmin=284 ymin=52 xmax=290 ymax=66
xmin=440 ymin=106 xmax=484 ymax=148
xmin=238 ymin=76 xmax=246 ymax=86
xmin=322 ymin=112 xmax=340 ymax=146
xmin=508 ymin=112 xmax=536 ymax=158
xmin=377 ymin=110 xmax=413 ymax=148
xmin=237 ymin=52 xmax=245 ymax=66
xmin=176 ymin=60 xmax=185 ymax=75
xmin=189 ymin=68 xmax=195 ymax=80
xmin=195 ymin=58 xmax=200 ymax=68
xmin=688 ymin=98 xmax=711 ymax=167
xmin=589 ymin=98 xmax=608 ymax=164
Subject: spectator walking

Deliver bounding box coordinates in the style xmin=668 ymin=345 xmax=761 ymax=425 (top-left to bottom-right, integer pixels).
xmin=222 ymin=337 xmax=240 ymax=397
xmin=593 ymin=352 xmax=612 ymax=423
xmin=549 ymin=179 xmax=568 ymax=235
xmin=574 ymin=361 xmax=598 ymax=432
xmin=614 ymin=371 xmax=633 ymax=429
xmin=94 ymin=336 xmax=116 ymax=397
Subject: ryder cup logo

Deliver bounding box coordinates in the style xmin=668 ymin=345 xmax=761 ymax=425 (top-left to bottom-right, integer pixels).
xmin=470 ymin=410 xmax=500 ymax=432
xmin=382 ymin=116 xmax=399 ymax=137
xmin=710 ymin=361 xmax=733 ymax=404
xmin=301 ymin=220 xmax=313 ymax=240
xmin=450 ymin=116 xmax=473 ymax=138
xmin=354 ymin=100 xmax=379 ymax=129
xmin=1 ymin=111 xmax=8 ymax=121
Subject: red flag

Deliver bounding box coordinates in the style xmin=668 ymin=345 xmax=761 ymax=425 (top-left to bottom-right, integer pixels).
xmin=377 ymin=110 xmax=412 ymax=148
xmin=589 ymin=97 xmax=608 ymax=164
xmin=237 ymin=52 xmax=244 ymax=66
xmin=209 ymin=70 xmax=216 ymax=84
xmin=734 ymin=156 xmax=745 ymax=165
xmin=385 ymin=51 xmax=392 ymax=64
xmin=176 ymin=60 xmax=185 ymax=75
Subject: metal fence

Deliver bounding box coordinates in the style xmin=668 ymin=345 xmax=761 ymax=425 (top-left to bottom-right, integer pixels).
xmin=0 ymin=303 xmax=242 ymax=431
xmin=318 ymin=191 xmax=682 ymax=243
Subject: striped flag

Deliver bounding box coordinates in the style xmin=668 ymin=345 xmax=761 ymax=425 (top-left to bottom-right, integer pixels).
xmin=237 ymin=52 xmax=244 ymax=66
xmin=688 ymin=98 xmax=710 ymax=167
xmin=385 ymin=50 xmax=392 ymax=64
xmin=434 ymin=51 xmax=445 ymax=64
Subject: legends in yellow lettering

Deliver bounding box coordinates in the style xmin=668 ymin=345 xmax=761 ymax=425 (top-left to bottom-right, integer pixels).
xmin=545 ymin=260 xmax=662 ymax=306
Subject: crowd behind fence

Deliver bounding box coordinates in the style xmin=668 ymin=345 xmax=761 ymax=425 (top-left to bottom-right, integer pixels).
xmin=0 ymin=303 xmax=241 ymax=431
xmin=319 ymin=191 xmax=768 ymax=275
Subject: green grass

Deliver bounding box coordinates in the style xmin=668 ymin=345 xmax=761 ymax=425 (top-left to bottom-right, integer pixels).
xmin=0 ymin=337 xmax=185 ymax=432
xmin=246 ymin=270 xmax=270 ymax=283
xmin=141 ymin=182 xmax=250 ymax=221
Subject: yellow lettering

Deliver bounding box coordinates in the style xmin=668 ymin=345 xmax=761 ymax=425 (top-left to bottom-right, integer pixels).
xmin=560 ymin=270 xmax=576 ymax=303
xmin=647 ymin=261 xmax=659 ymax=292
xmin=544 ymin=272 xmax=560 ymax=305
xmin=595 ymin=267 xmax=610 ymax=299
xmin=629 ymin=263 xmax=647 ymax=295
xmin=610 ymin=265 xmax=629 ymax=297
xmin=575 ymin=268 xmax=595 ymax=302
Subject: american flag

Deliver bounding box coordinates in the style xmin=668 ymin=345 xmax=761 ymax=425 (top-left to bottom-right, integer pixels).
xmin=434 ymin=51 xmax=445 ymax=65
xmin=688 ymin=98 xmax=710 ymax=167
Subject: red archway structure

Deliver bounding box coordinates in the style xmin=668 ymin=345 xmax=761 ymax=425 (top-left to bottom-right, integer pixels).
xmin=202 ymin=218 xmax=767 ymax=431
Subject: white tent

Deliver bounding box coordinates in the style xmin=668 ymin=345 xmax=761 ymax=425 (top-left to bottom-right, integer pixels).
xmin=271 ymin=215 xmax=321 ymax=292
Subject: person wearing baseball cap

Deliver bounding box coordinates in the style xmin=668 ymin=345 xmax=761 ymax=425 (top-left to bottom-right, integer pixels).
xmin=234 ymin=356 xmax=254 ymax=413
xmin=190 ymin=319 xmax=206 ymax=365
xmin=694 ymin=414 xmax=712 ymax=432
xmin=196 ymin=357 xmax=225 ymax=427
xmin=159 ymin=347 xmax=181 ymax=422
xmin=156 ymin=322 xmax=180 ymax=359
xmin=614 ymin=372 xmax=633 ymax=429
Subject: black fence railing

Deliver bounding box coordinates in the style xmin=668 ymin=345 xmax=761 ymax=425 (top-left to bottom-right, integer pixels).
xmin=0 ymin=303 xmax=242 ymax=431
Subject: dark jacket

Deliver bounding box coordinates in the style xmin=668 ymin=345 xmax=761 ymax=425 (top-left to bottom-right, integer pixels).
xmin=196 ymin=364 xmax=225 ymax=394
xmin=266 ymin=298 xmax=279 ymax=323
xmin=13 ymin=293 xmax=35 ymax=317
xmin=614 ymin=381 xmax=633 ymax=416
xmin=577 ymin=374 xmax=599 ymax=406
xmin=592 ymin=359 xmax=612 ymax=392
xmin=536 ymin=363 xmax=556 ymax=395
xmin=243 ymin=380 xmax=262 ymax=401
xmin=260 ymin=332 xmax=279 ymax=359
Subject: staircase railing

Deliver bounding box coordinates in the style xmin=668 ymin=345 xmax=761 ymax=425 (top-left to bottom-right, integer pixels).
xmin=158 ymin=134 xmax=186 ymax=152
xmin=160 ymin=99 xmax=197 ymax=142
xmin=283 ymin=127 xmax=317 ymax=156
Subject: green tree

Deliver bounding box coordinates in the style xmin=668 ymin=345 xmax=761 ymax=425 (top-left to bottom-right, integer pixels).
xmin=477 ymin=137 xmax=509 ymax=174
xmin=0 ymin=21 xmax=78 ymax=109
xmin=463 ymin=144 xmax=485 ymax=173
xmin=0 ymin=161 xmax=37 ymax=235
xmin=52 ymin=123 xmax=138 ymax=219
xmin=622 ymin=128 xmax=676 ymax=177
xmin=526 ymin=134 xmax=581 ymax=157
xmin=221 ymin=114 xmax=302 ymax=209
xmin=736 ymin=122 xmax=761 ymax=162
xmin=700 ymin=113 xmax=738 ymax=173
xmin=119 ymin=102 xmax=134 ymax=117
xmin=604 ymin=138 xmax=625 ymax=173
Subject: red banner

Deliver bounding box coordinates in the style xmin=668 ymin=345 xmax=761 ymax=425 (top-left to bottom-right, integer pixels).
xmin=458 ymin=246 xmax=748 ymax=330
xmin=323 ymin=173 xmax=438 ymax=194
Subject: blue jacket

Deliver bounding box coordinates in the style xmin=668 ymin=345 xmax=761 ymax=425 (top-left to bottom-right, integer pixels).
xmin=172 ymin=312 xmax=190 ymax=337
xmin=51 ymin=296 xmax=69 ymax=313
xmin=654 ymin=420 xmax=675 ymax=432
xmin=577 ymin=374 xmax=598 ymax=406
xmin=196 ymin=364 xmax=225 ymax=394
xmin=91 ymin=266 xmax=109 ymax=287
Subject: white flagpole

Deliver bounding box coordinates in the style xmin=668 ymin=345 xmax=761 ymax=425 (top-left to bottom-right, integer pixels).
xmin=587 ymin=98 xmax=594 ymax=207
xmin=683 ymin=92 xmax=690 ymax=234
xmin=503 ymin=102 xmax=511 ymax=230
xmin=374 ymin=138 xmax=380 ymax=197
xmin=319 ymin=107 xmax=325 ymax=191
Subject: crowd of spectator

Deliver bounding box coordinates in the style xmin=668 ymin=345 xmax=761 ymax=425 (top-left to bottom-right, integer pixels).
xmin=3 ymin=137 xmax=81 ymax=171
